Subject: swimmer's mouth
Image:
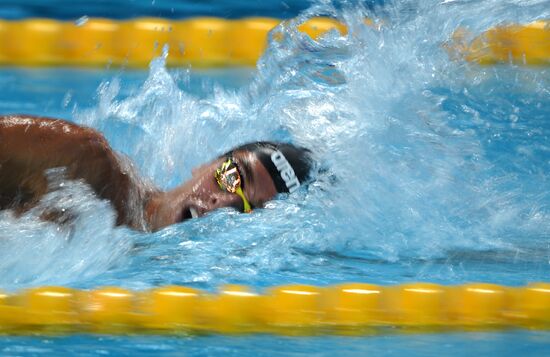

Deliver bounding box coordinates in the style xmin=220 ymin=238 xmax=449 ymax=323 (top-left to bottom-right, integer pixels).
xmin=179 ymin=206 xmax=200 ymax=222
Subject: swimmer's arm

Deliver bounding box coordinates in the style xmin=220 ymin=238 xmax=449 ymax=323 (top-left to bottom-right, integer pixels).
xmin=0 ymin=115 xmax=141 ymax=227
xmin=0 ymin=115 xmax=110 ymax=168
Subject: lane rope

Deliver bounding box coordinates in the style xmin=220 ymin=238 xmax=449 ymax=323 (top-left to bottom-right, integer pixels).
xmin=0 ymin=282 xmax=549 ymax=334
xmin=0 ymin=17 xmax=547 ymax=67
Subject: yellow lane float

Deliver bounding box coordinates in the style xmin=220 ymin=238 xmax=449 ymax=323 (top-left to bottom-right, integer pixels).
xmin=0 ymin=17 xmax=547 ymax=67
xmin=449 ymin=20 xmax=550 ymax=65
xmin=0 ymin=282 xmax=549 ymax=335
xmin=0 ymin=17 xmax=344 ymax=68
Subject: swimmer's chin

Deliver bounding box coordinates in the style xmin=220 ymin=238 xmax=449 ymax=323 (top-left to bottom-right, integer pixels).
xmin=145 ymin=196 xmax=201 ymax=232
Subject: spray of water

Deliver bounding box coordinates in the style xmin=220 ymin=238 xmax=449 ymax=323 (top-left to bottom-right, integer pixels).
xmin=0 ymin=169 xmax=132 ymax=289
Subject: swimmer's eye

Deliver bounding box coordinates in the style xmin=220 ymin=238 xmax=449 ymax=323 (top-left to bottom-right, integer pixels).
xmin=214 ymin=157 xmax=252 ymax=213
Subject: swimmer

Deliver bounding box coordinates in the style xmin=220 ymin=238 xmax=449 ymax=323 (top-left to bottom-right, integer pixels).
xmin=0 ymin=115 xmax=312 ymax=231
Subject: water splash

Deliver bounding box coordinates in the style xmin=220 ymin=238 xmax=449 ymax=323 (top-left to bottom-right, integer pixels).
xmin=74 ymin=16 xmax=89 ymax=27
xmin=76 ymin=46 xmax=259 ymax=189
xmin=0 ymin=169 xmax=132 ymax=290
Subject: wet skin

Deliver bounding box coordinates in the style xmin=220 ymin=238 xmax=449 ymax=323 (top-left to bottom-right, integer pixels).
xmin=0 ymin=115 xmax=277 ymax=231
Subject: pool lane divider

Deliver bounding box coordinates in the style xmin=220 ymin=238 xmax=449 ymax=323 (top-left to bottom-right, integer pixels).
xmin=0 ymin=17 xmax=547 ymax=68
xmin=0 ymin=282 xmax=549 ymax=335
xmin=0 ymin=17 xmax=344 ymax=68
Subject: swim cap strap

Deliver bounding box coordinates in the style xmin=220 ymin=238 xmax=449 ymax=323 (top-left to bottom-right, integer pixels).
xmin=252 ymin=145 xmax=301 ymax=193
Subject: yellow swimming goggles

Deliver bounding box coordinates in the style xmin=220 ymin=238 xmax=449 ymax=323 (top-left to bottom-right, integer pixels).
xmin=214 ymin=157 xmax=252 ymax=213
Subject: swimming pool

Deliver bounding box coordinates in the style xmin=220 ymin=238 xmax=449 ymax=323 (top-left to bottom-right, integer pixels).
xmin=0 ymin=0 xmax=549 ymax=355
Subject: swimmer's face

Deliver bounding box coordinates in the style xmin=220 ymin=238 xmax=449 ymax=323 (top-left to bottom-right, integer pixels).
xmin=147 ymin=150 xmax=278 ymax=230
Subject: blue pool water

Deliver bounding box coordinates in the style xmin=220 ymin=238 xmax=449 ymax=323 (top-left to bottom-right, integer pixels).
xmin=1 ymin=0 xmax=549 ymax=355
xmin=0 ymin=0 xmax=314 ymax=20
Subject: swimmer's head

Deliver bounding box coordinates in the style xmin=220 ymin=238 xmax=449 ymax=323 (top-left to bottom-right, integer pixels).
xmin=226 ymin=141 xmax=313 ymax=194
xmin=146 ymin=141 xmax=313 ymax=231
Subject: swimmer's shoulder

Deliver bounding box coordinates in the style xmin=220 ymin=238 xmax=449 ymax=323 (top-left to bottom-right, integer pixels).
xmin=0 ymin=114 xmax=106 ymax=143
xmin=1 ymin=114 xmax=89 ymax=133
xmin=1 ymin=114 xmax=71 ymax=127
xmin=0 ymin=114 xmax=114 ymax=164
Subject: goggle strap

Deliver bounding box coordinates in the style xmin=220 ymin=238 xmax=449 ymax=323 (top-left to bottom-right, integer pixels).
xmin=235 ymin=187 xmax=252 ymax=213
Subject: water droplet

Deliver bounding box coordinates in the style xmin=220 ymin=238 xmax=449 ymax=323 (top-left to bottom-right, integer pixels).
xmin=75 ymin=16 xmax=89 ymax=27
xmin=62 ymin=90 xmax=73 ymax=108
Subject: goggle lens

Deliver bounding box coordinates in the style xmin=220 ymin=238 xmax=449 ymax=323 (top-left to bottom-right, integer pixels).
xmin=215 ymin=158 xmax=252 ymax=213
